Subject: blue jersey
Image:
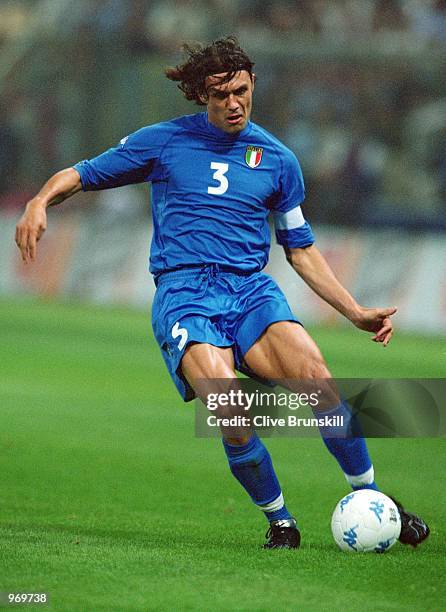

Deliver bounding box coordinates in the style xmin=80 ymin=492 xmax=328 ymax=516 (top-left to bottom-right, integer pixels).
xmin=74 ymin=112 xmax=314 ymax=276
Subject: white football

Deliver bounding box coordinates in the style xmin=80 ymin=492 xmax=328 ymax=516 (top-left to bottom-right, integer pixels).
xmin=331 ymin=489 xmax=401 ymax=552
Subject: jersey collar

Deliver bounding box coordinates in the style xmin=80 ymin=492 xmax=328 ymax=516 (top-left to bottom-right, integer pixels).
xmin=203 ymin=112 xmax=253 ymax=140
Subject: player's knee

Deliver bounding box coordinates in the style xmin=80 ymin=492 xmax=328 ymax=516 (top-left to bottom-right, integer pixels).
xmin=300 ymin=354 xmax=331 ymax=380
xmin=273 ymin=331 xmax=338 ymax=402
xmin=299 ymin=356 xmax=340 ymax=407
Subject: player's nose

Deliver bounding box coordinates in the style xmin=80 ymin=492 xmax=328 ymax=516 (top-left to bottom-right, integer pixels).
xmin=227 ymin=94 xmax=239 ymax=110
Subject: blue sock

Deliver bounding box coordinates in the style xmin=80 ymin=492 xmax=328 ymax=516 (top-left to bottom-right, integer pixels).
xmin=222 ymin=434 xmax=293 ymax=523
xmin=317 ymin=400 xmax=379 ymax=492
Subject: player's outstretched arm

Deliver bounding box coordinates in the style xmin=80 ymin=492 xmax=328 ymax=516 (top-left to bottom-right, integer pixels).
xmin=285 ymin=244 xmax=397 ymax=346
xmin=15 ymin=168 xmax=82 ymax=263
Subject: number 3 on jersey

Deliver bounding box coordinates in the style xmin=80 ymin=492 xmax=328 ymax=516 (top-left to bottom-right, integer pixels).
xmin=208 ymin=162 xmax=229 ymax=195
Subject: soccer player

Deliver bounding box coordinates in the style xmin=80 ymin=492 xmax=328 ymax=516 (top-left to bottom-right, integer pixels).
xmin=15 ymin=36 xmax=429 ymax=549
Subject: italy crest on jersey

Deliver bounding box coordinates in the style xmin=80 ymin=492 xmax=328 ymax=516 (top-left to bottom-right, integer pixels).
xmin=245 ymin=145 xmax=263 ymax=168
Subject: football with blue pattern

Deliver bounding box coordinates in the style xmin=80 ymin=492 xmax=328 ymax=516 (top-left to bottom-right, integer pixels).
xmin=331 ymin=490 xmax=401 ymax=552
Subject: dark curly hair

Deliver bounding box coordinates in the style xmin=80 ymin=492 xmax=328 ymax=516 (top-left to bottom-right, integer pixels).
xmin=165 ymin=36 xmax=255 ymax=106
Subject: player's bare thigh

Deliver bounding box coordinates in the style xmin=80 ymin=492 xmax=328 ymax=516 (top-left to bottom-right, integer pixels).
xmin=181 ymin=343 xmax=238 ymax=414
xmin=181 ymin=342 xmax=236 ymax=384
xmin=244 ymin=321 xmax=339 ymax=407
xmin=181 ymin=343 xmax=251 ymax=444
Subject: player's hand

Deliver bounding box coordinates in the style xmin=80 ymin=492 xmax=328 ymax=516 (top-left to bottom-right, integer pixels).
xmin=15 ymin=200 xmax=48 ymax=263
xmin=351 ymin=306 xmax=397 ymax=347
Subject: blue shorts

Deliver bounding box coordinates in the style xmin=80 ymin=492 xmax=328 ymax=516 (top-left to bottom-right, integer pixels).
xmin=151 ymin=265 xmax=300 ymax=401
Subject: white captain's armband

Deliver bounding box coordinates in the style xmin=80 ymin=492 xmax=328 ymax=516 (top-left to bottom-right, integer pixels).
xmin=273 ymin=205 xmax=306 ymax=231
xmin=273 ymin=205 xmax=315 ymax=248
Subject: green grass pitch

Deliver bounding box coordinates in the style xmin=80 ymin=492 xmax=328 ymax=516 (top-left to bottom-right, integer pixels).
xmin=0 ymin=298 xmax=445 ymax=611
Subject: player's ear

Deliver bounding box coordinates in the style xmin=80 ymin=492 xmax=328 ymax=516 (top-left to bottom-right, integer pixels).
xmin=200 ymin=78 xmax=211 ymax=105
xmin=251 ymin=73 xmax=256 ymax=91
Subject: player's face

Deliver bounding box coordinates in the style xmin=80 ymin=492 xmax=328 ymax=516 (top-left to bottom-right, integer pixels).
xmin=205 ymin=70 xmax=255 ymax=134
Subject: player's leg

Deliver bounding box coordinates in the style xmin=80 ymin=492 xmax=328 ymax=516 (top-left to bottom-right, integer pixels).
xmin=152 ymin=270 xmax=298 ymax=546
xmin=181 ymin=343 xmax=299 ymax=547
xmin=243 ymin=321 xmax=378 ymax=492
xmin=244 ymin=321 xmax=429 ymax=547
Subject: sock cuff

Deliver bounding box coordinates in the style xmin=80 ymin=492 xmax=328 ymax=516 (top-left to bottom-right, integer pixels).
xmin=257 ymin=492 xmax=284 ymax=513
xmin=344 ymin=465 xmax=374 ymax=486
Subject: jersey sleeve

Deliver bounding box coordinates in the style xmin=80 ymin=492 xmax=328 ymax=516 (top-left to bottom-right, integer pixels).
xmin=73 ymin=122 xmax=176 ymax=191
xmin=272 ymin=148 xmax=314 ymax=248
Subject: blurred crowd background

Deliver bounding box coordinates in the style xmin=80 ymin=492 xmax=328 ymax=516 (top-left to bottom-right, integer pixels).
xmin=1 ymin=0 xmax=445 ymax=230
